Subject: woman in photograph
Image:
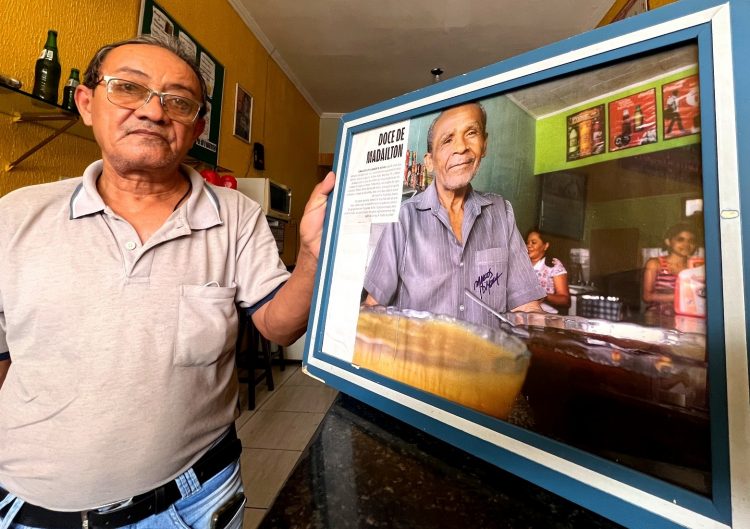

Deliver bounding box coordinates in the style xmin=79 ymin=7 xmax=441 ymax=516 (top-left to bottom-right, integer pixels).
xmin=526 ymin=229 xmax=571 ymax=314
xmin=642 ymin=222 xmax=699 ymax=314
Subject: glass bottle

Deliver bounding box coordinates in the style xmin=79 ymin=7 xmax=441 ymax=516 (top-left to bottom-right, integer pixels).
xmin=634 ymin=104 xmax=643 ymax=130
xmin=568 ymin=125 xmax=579 ymax=158
xmin=32 ymin=30 xmax=62 ymax=103
xmin=62 ymin=68 xmax=80 ymax=113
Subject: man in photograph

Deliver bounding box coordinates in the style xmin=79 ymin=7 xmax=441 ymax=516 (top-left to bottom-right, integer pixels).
xmin=363 ymin=101 xmax=544 ymax=327
xmin=0 ymin=35 xmax=333 ymax=528
xmin=665 ymin=88 xmax=685 ymax=134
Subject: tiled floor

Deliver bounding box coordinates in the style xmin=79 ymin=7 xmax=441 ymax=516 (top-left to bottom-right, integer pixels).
xmin=235 ymin=363 xmax=339 ymax=528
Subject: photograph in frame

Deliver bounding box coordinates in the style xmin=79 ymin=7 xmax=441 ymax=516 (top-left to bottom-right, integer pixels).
xmin=320 ymin=43 xmax=709 ymax=496
xmin=304 ymin=2 xmax=750 ymax=526
xmin=662 ymin=74 xmax=701 ymax=140
xmin=566 ymin=105 xmax=605 ymax=161
xmin=607 ymin=88 xmax=658 ymax=152
xmin=233 ymin=83 xmax=252 ymax=143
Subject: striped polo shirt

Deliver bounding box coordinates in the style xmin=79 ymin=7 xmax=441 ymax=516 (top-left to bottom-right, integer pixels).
xmin=364 ymin=183 xmax=544 ymax=327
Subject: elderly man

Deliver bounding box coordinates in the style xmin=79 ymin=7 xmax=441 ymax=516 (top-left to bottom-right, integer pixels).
xmin=364 ymin=101 xmax=543 ymax=326
xmin=0 ymin=36 xmax=333 ymax=528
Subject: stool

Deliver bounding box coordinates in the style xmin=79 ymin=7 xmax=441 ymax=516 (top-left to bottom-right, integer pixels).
xmin=235 ymin=308 xmax=286 ymax=410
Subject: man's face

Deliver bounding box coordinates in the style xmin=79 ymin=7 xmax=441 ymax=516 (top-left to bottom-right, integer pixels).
xmin=424 ymin=104 xmax=487 ymax=192
xmin=76 ymin=44 xmax=205 ymax=174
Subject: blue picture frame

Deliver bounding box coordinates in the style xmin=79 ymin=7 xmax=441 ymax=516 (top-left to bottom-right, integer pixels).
xmin=303 ymin=1 xmax=750 ymax=527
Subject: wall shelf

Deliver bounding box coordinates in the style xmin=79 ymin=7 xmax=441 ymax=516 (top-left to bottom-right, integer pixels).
xmin=0 ymin=85 xmax=94 ymax=171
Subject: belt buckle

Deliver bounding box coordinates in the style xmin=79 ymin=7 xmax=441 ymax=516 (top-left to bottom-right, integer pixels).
xmin=81 ymin=498 xmax=133 ymax=529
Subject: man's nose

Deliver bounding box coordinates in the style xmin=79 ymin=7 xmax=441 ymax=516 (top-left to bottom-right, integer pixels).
xmin=453 ymin=136 xmax=468 ymax=152
xmin=135 ymin=93 xmax=168 ymax=122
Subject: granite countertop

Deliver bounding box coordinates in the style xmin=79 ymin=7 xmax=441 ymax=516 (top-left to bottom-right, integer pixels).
xmin=259 ymin=393 xmax=625 ymax=529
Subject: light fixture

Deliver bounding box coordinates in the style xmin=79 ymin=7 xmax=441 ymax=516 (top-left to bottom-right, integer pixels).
xmin=430 ymin=67 xmax=443 ymax=83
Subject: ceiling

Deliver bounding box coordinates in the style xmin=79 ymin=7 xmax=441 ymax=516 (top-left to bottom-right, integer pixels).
xmin=228 ymin=0 xmax=618 ymax=116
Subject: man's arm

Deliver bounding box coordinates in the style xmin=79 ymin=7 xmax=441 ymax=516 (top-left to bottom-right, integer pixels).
xmin=252 ymin=173 xmax=335 ymax=345
xmin=0 ymin=359 xmax=9 ymax=390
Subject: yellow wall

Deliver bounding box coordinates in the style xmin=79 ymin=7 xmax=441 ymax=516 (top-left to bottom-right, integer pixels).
xmin=0 ymin=0 xmax=320 ymax=264
xmin=0 ymin=1 xmax=138 ymax=194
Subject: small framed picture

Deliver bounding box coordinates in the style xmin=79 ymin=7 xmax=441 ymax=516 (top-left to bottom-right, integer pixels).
xmin=233 ymin=84 xmax=252 ymax=143
xmin=662 ymin=74 xmax=701 ymax=140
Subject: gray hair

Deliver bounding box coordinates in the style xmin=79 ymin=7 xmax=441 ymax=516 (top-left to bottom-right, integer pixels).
xmin=426 ymin=101 xmax=487 ymax=154
xmin=82 ymin=35 xmax=208 ymax=118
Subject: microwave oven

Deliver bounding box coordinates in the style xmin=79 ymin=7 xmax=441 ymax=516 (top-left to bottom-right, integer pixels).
xmin=235 ymin=177 xmax=292 ymax=221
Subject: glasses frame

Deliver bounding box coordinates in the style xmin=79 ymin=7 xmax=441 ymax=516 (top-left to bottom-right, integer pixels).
xmin=97 ymin=75 xmax=203 ymax=124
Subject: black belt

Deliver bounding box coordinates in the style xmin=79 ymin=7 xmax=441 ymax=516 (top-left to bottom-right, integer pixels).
xmin=0 ymin=425 xmax=242 ymax=529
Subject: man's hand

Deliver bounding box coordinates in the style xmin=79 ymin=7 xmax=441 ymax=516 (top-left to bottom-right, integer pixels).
xmin=299 ymin=172 xmax=336 ymax=260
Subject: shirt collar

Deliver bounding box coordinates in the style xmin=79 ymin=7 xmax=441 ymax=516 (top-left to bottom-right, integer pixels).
xmin=69 ymin=160 xmax=222 ymax=230
xmin=415 ymin=181 xmax=493 ymax=215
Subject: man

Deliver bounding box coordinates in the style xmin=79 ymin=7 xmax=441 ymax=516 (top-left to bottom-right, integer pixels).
xmin=0 ymin=36 xmax=334 ymax=528
xmin=665 ymin=89 xmax=684 ymax=134
xmin=364 ymin=102 xmax=543 ymax=327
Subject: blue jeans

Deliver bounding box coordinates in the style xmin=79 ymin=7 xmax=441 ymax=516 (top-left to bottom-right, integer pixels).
xmin=0 ymin=460 xmax=244 ymax=529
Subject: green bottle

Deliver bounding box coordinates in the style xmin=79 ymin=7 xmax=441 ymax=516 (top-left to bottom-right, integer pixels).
xmin=32 ymin=30 xmax=62 ymax=103
xmin=62 ymin=68 xmax=80 ymax=113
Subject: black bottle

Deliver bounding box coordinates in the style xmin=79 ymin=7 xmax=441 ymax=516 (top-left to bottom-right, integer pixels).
xmin=32 ymin=30 xmax=62 ymax=103
xmin=62 ymin=68 xmax=80 ymax=113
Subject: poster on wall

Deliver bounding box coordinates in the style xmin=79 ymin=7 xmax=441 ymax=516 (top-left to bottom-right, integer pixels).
xmin=138 ymin=0 xmax=225 ymax=167
xmin=607 ymin=88 xmax=657 ymax=151
xmin=662 ymin=74 xmax=701 ymax=139
xmin=566 ymin=105 xmax=605 ymax=161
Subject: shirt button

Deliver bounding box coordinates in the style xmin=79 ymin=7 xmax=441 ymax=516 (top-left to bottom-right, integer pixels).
xmin=459 ymin=304 xmax=465 ymax=312
xmin=125 ymin=241 xmax=137 ymax=251
xmin=459 ymin=261 xmax=464 ymax=267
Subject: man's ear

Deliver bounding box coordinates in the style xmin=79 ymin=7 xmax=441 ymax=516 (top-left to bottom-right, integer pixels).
xmin=74 ymin=85 xmax=95 ymax=126
xmin=423 ymin=152 xmax=433 ymax=173
xmin=191 ymin=117 xmax=206 ymax=143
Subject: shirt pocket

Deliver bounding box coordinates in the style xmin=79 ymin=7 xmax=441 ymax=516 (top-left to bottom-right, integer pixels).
xmin=471 ymin=247 xmax=508 ymax=307
xmin=174 ymin=284 xmax=238 ymax=367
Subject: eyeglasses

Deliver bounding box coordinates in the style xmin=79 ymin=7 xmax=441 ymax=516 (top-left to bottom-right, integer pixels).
xmin=97 ymin=76 xmax=202 ymax=124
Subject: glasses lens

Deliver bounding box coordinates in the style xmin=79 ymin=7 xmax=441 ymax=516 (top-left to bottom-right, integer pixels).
xmin=163 ymin=95 xmax=200 ymax=123
xmin=104 ymin=78 xmax=200 ymax=123
xmin=107 ymin=79 xmax=150 ymax=108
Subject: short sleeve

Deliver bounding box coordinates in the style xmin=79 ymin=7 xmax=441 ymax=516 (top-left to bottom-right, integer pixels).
xmin=550 ymin=258 xmax=568 ymax=277
xmin=234 ymin=206 xmax=290 ymax=309
xmin=502 ymin=200 xmax=546 ymax=309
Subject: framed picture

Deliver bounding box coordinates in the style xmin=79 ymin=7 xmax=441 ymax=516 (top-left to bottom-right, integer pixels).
xmin=662 ymin=74 xmax=701 ymax=140
xmin=305 ymin=1 xmax=750 ymax=527
xmin=566 ymin=105 xmax=605 ymax=161
xmin=233 ymin=83 xmax=252 ymax=143
xmin=607 ymin=88 xmax=658 ymax=151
